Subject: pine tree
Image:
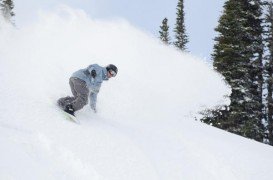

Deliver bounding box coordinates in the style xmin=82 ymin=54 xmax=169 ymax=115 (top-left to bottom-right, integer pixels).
xmin=212 ymin=0 xmax=251 ymax=136
xmin=207 ymin=0 xmax=265 ymax=142
xmin=264 ymin=1 xmax=273 ymax=145
xmin=0 ymin=0 xmax=15 ymax=23
xmin=242 ymin=0 xmax=265 ymax=142
xmin=174 ymin=0 xmax=188 ymax=51
xmin=159 ymin=18 xmax=170 ymax=44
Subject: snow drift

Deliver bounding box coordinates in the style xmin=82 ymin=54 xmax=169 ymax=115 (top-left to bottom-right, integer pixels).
xmin=0 ymin=5 xmax=273 ymax=180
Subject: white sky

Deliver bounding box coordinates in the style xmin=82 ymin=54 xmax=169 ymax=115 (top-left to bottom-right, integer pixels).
xmin=14 ymin=0 xmax=225 ymax=59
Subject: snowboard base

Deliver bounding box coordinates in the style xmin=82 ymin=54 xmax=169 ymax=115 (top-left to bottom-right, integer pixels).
xmin=57 ymin=104 xmax=80 ymax=124
xmin=62 ymin=110 xmax=80 ymax=124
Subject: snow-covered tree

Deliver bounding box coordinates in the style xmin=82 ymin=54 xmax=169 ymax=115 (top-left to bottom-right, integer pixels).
xmin=159 ymin=18 xmax=170 ymax=44
xmin=0 ymin=0 xmax=15 ymax=23
xmin=174 ymin=0 xmax=188 ymax=51
xmin=206 ymin=0 xmax=265 ymax=142
xmin=264 ymin=1 xmax=273 ymax=145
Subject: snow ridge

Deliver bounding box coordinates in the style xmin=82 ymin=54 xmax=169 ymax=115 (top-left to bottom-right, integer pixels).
xmin=0 ymin=5 xmax=272 ymax=180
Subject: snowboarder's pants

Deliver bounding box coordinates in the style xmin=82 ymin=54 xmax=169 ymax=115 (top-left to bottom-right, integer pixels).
xmin=58 ymin=77 xmax=89 ymax=111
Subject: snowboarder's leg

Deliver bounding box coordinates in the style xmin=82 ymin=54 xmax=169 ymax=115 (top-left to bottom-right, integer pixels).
xmin=69 ymin=78 xmax=89 ymax=111
xmin=69 ymin=77 xmax=78 ymax=97
xmin=57 ymin=96 xmax=76 ymax=110
xmin=58 ymin=78 xmax=89 ymax=112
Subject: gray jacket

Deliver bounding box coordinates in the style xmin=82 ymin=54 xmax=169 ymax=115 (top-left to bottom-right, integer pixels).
xmin=71 ymin=64 xmax=108 ymax=110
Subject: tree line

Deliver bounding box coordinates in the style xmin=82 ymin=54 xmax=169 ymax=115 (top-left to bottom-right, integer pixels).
xmin=202 ymin=0 xmax=273 ymax=146
xmin=0 ymin=0 xmax=15 ymax=23
xmin=159 ymin=0 xmax=188 ymax=51
xmin=161 ymin=0 xmax=273 ymax=146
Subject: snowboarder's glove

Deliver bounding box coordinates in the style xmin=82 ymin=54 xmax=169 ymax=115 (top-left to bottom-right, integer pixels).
xmin=90 ymin=104 xmax=97 ymax=113
xmin=91 ymin=70 xmax=96 ymax=78
xmin=91 ymin=106 xmax=97 ymax=113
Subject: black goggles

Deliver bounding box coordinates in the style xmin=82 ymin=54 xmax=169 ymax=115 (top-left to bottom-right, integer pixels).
xmin=109 ymin=70 xmax=117 ymax=77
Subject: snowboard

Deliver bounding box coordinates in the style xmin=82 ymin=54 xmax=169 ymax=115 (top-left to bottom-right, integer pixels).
xmin=62 ymin=110 xmax=80 ymax=124
xmin=57 ymin=104 xmax=80 ymax=124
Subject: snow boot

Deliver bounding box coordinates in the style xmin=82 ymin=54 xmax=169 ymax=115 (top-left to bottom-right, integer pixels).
xmin=64 ymin=104 xmax=75 ymax=117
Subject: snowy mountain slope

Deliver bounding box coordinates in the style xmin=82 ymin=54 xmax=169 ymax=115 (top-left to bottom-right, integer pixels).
xmin=1 ymin=6 xmax=273 ymax=180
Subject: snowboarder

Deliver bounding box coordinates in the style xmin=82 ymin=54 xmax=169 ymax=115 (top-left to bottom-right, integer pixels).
xmin=57 ymin=64 xmax=118 ymax=117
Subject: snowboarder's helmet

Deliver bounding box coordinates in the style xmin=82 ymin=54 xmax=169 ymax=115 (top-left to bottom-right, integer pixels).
xmin=106 ymin=64 xmax=118 ymax=77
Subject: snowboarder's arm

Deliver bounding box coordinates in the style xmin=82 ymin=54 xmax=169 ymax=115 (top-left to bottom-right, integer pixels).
xmin=90 ymin=92 xmax=97 ymax=112
xmin=89 ymin=84 xmax=101 ymax=112
xmin=87 ymin=65 xmax=97 ymax=77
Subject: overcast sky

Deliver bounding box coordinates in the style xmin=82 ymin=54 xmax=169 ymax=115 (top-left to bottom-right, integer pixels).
xmin=14 ymin=0 xmax=225 ymax=60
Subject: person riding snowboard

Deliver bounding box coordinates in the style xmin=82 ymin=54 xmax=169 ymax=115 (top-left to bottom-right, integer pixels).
xmin=58 ymin=64 xmax=118 ymax=116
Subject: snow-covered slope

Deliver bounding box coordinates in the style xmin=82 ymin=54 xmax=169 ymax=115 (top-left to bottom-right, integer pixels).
xmin=1 ymin=6 xmax=273 ymax=180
